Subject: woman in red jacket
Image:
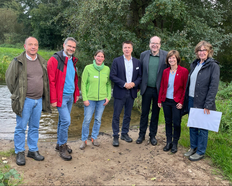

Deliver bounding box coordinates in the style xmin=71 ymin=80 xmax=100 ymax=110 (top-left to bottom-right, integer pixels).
xmin=158 ymin=50 xmax=188 ymax=153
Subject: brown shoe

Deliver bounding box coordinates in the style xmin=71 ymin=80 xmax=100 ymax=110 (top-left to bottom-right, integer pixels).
xmin=91 ymin=138 xmax=100 ymax=147
xmin=59 ymin=144 xmax=72 ymax=161
xmin=55 ymin=144 xmax=72 ymax=154
xmin=80 ymin=141 xmax=87 ymax=150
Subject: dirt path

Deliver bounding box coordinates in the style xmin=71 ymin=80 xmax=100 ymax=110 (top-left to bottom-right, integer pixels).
xmin=0 ymin=125 xmax=230 ymax=185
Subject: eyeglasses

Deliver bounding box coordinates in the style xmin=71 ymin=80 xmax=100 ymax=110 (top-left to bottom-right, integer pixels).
xmin=198 ymin=49 xmax=207 ymax=52
xmin=150 ymin=43 xmax=160 ymax=45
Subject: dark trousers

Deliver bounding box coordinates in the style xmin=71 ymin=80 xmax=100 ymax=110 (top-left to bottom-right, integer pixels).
xmin=162 ymin=98 xmax=182 ymax=144
xmin=139 ymin=87 xmax=160 ymax=138
xmin=112 ymin=91 xmax=134 ymax=137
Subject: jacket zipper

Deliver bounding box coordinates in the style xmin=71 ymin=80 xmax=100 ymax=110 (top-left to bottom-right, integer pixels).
xmin=98 ymin=71 xmax=100 ymax=101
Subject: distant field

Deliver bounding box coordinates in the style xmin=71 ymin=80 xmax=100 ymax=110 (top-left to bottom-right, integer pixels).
xmin=0 ymin=47 xmax=56 ymax=81
xmin=0 ymin=47 xmax=56 ymax=61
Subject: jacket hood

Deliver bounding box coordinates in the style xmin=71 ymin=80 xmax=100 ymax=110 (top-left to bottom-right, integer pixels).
xmin=193 ymin=57 xmax=219 ymax=66
xmin=53 ymin=50 xmax=78 ymax=65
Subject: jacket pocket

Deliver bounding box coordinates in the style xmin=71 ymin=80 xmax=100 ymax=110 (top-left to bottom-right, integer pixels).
xmin=11 ymin=94 xmax=20 ymax=115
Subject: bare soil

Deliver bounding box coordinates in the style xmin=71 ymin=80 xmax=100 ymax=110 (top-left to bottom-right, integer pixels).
xmin=0 ymin=125 xmax=230 ymax=185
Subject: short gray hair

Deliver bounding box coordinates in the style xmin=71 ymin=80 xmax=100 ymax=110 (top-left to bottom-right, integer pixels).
xmin=64 ymin=37 xmax=77 ymax=45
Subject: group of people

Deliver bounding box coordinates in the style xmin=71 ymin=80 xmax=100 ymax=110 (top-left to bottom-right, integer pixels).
xmin=5 ymin=35 xmax=220 ymax=166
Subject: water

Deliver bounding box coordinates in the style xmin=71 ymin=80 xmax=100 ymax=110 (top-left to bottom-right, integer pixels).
xmin=0 ymin=85 xmax=141 ymax=140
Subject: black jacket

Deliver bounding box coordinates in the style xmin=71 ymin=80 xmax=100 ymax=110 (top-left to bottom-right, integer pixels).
xmin=183 ymin=58 xmax=220 ymax=114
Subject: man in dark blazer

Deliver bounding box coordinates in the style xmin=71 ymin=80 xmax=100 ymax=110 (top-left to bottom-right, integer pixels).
xmin=136 ymin=36 xmax=168 ymax=145
xmin=110 ymin=41 xmax=142 ymax=147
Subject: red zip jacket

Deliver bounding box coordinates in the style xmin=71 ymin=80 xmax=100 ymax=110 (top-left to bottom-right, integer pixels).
xmin=158 ymin=65 xmax=189 ymax=105
xmin=47 ymin=50 xmax=80 ymax=107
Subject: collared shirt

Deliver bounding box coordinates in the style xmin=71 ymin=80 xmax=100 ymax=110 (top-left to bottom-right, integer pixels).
xmin=123 ymin=55 xmax=133 ymax=83
xmin=63 ymin=51 xmax=72 ymax=60
xmin=26 ymin=53 xmax=37 ymax=61
xmin=149 ymin=50 xmax=160 ymax=57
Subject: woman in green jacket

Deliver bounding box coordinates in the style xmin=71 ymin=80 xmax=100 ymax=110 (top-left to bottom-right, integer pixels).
xmin=80 ymin=50 xmax=111 ymax=150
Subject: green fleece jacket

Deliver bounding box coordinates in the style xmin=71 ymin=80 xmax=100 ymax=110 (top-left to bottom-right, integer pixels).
xmin=81 ymin=64 xmax=111 ymax=101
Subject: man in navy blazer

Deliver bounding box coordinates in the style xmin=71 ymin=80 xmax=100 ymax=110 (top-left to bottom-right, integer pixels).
xmin=136 ymin=36 xmax=168 ymax=145
xmin=110 ymin=41 xmax=142 ymax=147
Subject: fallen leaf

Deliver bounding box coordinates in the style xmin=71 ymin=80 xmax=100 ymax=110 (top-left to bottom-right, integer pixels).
xmin=3 ymin=160 xmax=8 ymax=164
xmin=151 ymin=177 xmax=156 ymax=181
xmin=2 ymin=157 xmax=7 ymax=160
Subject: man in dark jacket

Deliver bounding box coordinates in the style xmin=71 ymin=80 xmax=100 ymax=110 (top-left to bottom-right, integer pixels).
xmin=47 ymin=37 xmax=80 ymax=161
xmin=110 ymin=41 xmax=142 ymax=147
xmin=5 ymin=37 xmax=51 ymax=166
xmin=136 ymin=36 xmax=168 ymax=145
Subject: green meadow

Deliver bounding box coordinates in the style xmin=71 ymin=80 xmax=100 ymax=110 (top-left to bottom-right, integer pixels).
xmin=0 ymin=47 xmax=55 ymax=81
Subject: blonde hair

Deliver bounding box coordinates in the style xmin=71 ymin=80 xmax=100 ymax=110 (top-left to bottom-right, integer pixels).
xmin=195 ymin=41 xmax=214 ymax=58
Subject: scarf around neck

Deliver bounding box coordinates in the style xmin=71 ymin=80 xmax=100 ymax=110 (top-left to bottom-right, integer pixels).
xmin=93 ymin=60 xmax=104 ymax=71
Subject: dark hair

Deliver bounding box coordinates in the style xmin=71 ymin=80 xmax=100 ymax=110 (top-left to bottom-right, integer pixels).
xmin=94 ymin=50 xmax=105 ymax=57
xmin=194 ymin=40 xmax=213 ymax=58
xmin=166 ymin=50 xmax=181 ymax=65
xmin=122 ymin=41 xmax=133 ymax=48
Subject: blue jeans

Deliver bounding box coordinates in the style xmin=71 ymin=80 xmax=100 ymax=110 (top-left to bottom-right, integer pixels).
xmin=81 ymin=100 xmax=105 ymax=141
xmin=14 ymin=97 xmax=42 ymax=154
xmin=188 ymin=96 xmax=208 ymax=155
xmin=112 ymin=91 xmax=134 ymax=137
xmin=57 ymin=94 xmax=73 ymax=146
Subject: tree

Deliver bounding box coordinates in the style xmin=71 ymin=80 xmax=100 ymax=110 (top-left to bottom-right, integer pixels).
xmin=30 ymin=0 xmax=70 ymax=49
xmin=62 ymin=0 xmax=232 ymax=73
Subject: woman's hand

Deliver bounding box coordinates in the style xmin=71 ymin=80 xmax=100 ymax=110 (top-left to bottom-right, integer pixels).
xmin=103 ymin=98 xmax=109 ymax=106
xmin=204 ymin=108 xmax=210 ymax=114
xmin=158 ymin=103 xmax=162 ymax=108
xmin=83 ymin=100 xmax=90 ymax=107
xmin=176 ymin=103 xmax=183 ymax=109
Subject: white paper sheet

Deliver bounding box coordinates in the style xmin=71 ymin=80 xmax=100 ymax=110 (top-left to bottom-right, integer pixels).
xmin=187 ymin=108 xmax=222 ymax=132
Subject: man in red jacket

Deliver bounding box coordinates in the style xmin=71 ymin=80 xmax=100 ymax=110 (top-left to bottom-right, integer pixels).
xmin=47 ymin=37 xmax=80 ymax=161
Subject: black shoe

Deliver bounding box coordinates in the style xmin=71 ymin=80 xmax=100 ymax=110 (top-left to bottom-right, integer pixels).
xmin=55 ymin=144 xmax=72 ymax=154
xmin=112 ymin=137 xmax=119 ymax=147
xmin=16 ymin=151 xmax=25 ymax=166
xmin=171 ymin=143 xmax=178 ymax=153
xmin=27 ymin=151 xmax=44 ymax=161
xmin=163 ymin=142 xmax=173 ymax=151
xmin=121 ymin=134 xmax=133 ymax=143
xmin=136 ymin=136 xmax=145 ymax=144
xmin=150 ymin=136 xmax=157 ymax=146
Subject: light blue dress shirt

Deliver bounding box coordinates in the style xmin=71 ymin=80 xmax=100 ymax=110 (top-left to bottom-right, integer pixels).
xmin=123 ymin=55 xmax=133 ymax=83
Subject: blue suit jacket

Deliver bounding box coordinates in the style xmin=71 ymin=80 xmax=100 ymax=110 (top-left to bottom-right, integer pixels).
xmin=110 ymin=56 xmax=142 ymax=99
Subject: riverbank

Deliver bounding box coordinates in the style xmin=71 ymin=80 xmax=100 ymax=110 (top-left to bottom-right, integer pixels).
xmin=0 ymin=125 xmax=230 ymax=185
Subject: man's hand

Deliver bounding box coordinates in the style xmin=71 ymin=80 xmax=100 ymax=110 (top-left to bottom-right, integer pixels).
xmin=76 ymin=96 xmax=79 ymax=101
xmin=158 ymin=103 xmax=162 ymax=108
xmin=51 ymin=102 xmax=57 ymax=107
xmin=103 ymin=98 xmax=109 ymax=106
xmin=83 ymin=100 xmax=90 ymax=107
xmin=125 ymin=82 xmax=135 ymax=89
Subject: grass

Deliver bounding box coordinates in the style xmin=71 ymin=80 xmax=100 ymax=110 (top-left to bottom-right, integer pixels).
xmin=179 ymin=107 xmax=232 ymax=182
xmin=134 ymin=83 xmax=232 ymax=182
xmin=0 ymin=47 xmax=56 ymax=81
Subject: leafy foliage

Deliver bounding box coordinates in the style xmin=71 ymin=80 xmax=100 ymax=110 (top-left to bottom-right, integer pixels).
xmin=0 ymin=169 xmax=21 ymax=186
